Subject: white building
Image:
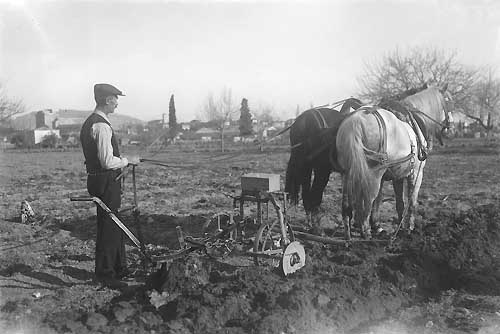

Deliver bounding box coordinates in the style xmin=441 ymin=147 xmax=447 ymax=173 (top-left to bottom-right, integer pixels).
xmin=32 ymin=127 xmax=61 ymax=145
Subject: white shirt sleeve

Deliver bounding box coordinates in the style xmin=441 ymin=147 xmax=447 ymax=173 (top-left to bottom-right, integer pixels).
xmin=91 ymin=123 xmax=128 ymax=170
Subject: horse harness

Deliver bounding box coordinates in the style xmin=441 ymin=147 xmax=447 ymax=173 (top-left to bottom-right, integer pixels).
xmin=311 ymin=108 xmax=329 ymax=129
xmin=380 ymin=97 xmax=452 ymax=138
xmin=376 ymin=99 xmax=432 ymax=161
xmin=359 ymin=106 xmax=417 ymax=174
xmin=290 ymin=99 xmax=364 ymax=155
xmin=290 ymin=107 xmax=336 ymax=152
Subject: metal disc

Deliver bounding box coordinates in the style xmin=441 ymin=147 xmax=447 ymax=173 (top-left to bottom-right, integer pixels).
xmin=281 ymin=241 xmax=306 ymax=276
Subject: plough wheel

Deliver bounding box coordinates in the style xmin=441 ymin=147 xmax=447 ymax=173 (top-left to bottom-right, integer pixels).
xmin=253 ymin=219 xmax=295 ymax=266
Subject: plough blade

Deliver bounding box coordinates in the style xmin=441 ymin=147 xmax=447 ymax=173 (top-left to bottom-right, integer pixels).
xmin=70 ymin=196 xmax=143 ymax=252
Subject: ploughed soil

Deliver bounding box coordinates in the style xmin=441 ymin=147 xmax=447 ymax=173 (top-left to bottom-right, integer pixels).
xmin=1 ymin=138 xmax=500 ymax=334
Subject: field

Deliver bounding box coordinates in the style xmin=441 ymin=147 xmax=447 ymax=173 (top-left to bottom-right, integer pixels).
xmin=1 ymin=138 xmax=500 ymax=334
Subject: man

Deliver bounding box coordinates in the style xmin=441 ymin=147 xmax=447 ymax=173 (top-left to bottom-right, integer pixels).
xmin=80 ymin=83 xmax=139 ymax=287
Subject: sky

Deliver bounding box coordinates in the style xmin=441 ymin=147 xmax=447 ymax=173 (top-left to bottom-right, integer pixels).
xmin=0 ymin=0 xmax=499 ymax=122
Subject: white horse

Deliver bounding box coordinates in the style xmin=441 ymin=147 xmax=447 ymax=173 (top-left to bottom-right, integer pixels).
xmin=336 ymin=85 xmax=453 ymax=239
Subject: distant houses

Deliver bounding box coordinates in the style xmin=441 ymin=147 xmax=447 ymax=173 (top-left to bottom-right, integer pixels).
xmin=8 ymin=109 xmax=143 ymax=148
xmin=11 ymin=109 xmax=144 ymax=131
xmin=31 ymin=127 xmax=61 ymax=145
xmin=5 ymin=108 xmax=290 ymax=148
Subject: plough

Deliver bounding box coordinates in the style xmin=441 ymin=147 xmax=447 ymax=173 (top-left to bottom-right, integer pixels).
xmin=70 ymin=167 xmax=390 ymax=277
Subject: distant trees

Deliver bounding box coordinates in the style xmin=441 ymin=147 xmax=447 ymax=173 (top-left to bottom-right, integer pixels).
xmin=202 ymin=87 xmax=237 ymax=152
xmin=168 ymin=94 xmax=177 ymax=139
xmin=1 ymin=83 xmax=25 ymax=125
xmin=9 ymin=132 xmax=58 ymax=148
xmin=255 ymin=105 xmax=275 ymax=125
xmin=10 ymin=132 xmax=29 ymax=148
xmin=40 ymin=133 xmax=58 ymax=148
xmin=465 ymin=67 xmax=500 ymax=134
xmin=238 ymin=98 xmax=253 ymax=136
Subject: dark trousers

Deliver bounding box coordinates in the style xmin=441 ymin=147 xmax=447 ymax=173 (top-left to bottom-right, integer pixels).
xmin=87 ymin=170 xmax=127 ymax=278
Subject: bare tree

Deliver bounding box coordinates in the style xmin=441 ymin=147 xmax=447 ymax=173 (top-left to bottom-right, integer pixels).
xmin=203 ymin=87 xmax=237 ymax=152
xmin=462 ymin=67 xmax=500 ymax=135
xmin=357 ymin=47 xmax=478 ymax=113
xmin=203 ymin=93 xmax=219 ymax=122
xmin=0 ymin=84 xmax=25 ymax=125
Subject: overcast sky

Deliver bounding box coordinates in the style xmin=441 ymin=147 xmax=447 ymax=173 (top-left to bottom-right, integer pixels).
xmin=1 ymin=0 xmax=499 ymax=122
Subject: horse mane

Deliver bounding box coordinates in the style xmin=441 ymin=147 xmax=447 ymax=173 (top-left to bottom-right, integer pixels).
xmin=404 ymin=87 xmax=445 ymax=122
xmin=381 ymin=83 xmax=428 ymax=102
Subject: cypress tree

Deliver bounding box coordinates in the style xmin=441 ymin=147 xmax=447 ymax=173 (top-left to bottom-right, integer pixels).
xmin=239 ymin=98 xmax=253 ymax=136
xmin=168 ymin=94 xmax=177 ymax=138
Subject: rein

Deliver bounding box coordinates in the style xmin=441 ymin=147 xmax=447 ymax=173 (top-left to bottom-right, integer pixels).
xmin=262 ymin=98 xmax=351 ymax=147
xmin=415 ymin=110 xmax=450 ymax=130
xmin=405 ymin=88 xmax=452 ymax=131
xmin=312 ymin=98 xmax=350 ymax=110
xmin=139 ymin=158 xmax=197 ymax=169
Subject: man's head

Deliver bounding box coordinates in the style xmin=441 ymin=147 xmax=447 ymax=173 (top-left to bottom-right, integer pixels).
xmin=94 ymin=83 xmax=125 ymax=114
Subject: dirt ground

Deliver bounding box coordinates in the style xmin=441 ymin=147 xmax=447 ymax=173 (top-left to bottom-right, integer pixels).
xmin=1 ymin=138 xmax=500 ymax=334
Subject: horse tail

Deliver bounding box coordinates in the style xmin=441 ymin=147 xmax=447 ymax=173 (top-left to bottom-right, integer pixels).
xmin=285 ymin=144 xmax=304 ymax=205
xmin=337 ymin=114 xmax=378 ymax=214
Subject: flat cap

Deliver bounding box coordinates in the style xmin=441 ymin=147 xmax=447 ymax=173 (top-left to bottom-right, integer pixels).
xmin=94 ymin=83 xmax=125 ymax=103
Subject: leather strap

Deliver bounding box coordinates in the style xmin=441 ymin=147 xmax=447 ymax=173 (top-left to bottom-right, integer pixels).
xmin=372 ymin=109 xmax=387 ymax=155
xmin=311 ymin=109 xmax=328 ymax=129
xmin=406 ymin=111 xmax=428 ymax=161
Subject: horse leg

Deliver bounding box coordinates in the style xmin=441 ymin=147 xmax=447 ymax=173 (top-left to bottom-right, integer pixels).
xmin=310 ymin=167 xmax=331 ymax=210
xmin=370 ymin=179 xmax=384 ymax=235
xmin=341 ymin=174 xmax=352 ymax=240
xmin=301 ymin=166 xmax=313 ymax=225
xmin=392 ymin=178 xmax=405 ymax=224
xmin=357 ymin=174 xmax=385 ymax=239
xmin=407 ymin=161 xmax=425 ymax=232
xmin=309 ymin=166 xmax=331 ymax=231
xmin=357 ymin=200 xmax=374 ymax=240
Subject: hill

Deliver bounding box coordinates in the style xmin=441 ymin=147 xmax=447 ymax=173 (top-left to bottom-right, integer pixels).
xmin=10 ymin=109 xmax=144 ymax=130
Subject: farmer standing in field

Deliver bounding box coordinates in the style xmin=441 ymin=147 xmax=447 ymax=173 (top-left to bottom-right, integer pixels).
xmin=80 ymin=83 xmax=140 ymax=287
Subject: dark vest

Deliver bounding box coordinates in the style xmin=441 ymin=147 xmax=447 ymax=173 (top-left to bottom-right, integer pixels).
xmin=80 ymin=112 xmax=120 ymax=173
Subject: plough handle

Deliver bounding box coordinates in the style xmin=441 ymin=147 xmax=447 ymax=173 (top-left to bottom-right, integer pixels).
xmin=69 ymin=196 xmax=143 ymax=251
xmin=70 ymin=196 xmax=95 ymax=202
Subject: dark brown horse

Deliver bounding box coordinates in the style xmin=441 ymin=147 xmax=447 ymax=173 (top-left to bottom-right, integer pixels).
xmin=284 ymin=98 xmax=363 ymax=220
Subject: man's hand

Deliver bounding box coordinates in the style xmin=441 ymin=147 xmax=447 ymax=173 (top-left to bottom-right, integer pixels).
xmin=123 ymin=155 xmax=141 ymax=166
